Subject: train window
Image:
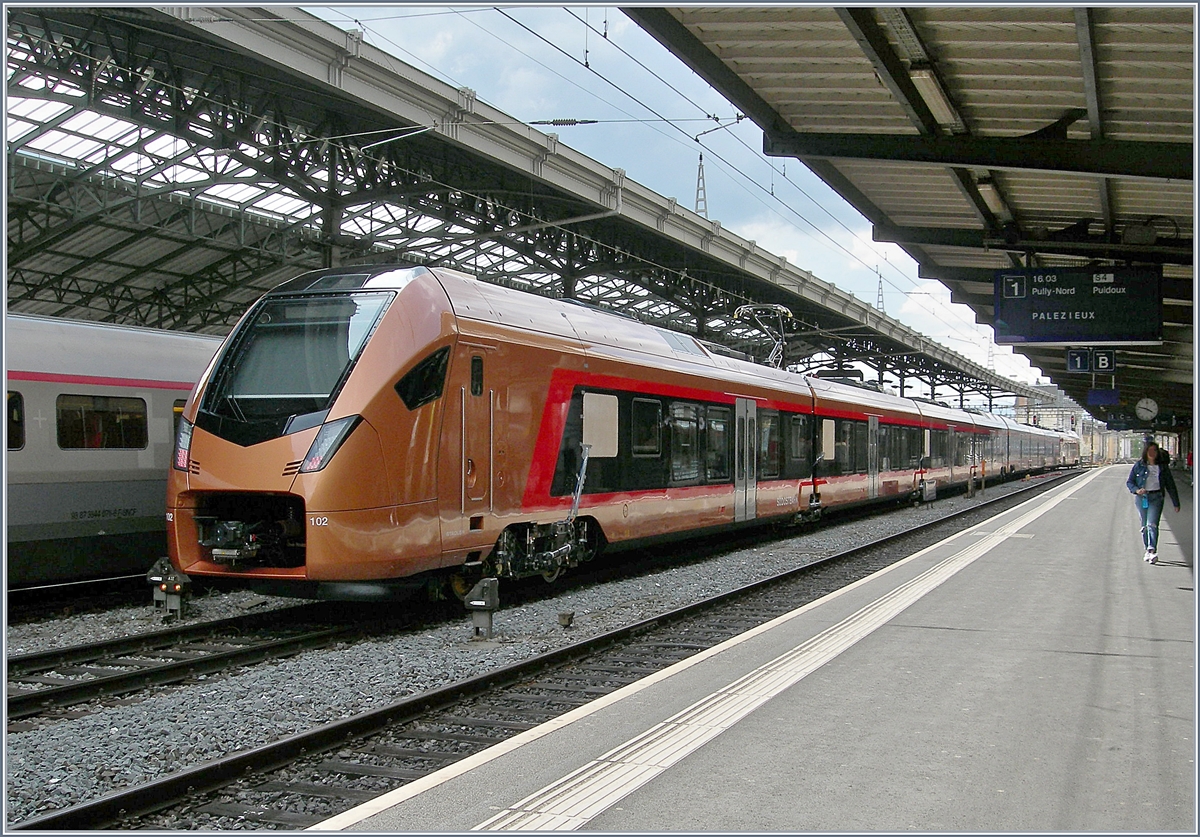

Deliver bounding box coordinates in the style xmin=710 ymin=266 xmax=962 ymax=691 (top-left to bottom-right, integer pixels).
xmin=669 ymin=402 xmax=699 ymax=483
xmin=56 ymin=394 xmax=148 ymax=449
xmin=929 ymin=429 xmax=949 ymax=469
xmin=955 ymin=431 xmax=972 ymax=467
xmin=8 ymin=391 xmax=25 ymax=451
xmin=747 ymin=416 xmax=756 ymax=482
xmin=470 ymin=356 xmax=484 ymax=397
xmin=206 ymin=292 xmax=393 ymax=423
xmin=853 ymin=422 xmax=868 ymax=473
xmin=877 ymin=423 xmax=890 ymax=471
xmin=705 ymin=406 xmax=731 ymax=482
xmin=581 ymin=393 xmax=619 ymax=458
xmin=394 ymin=346 xmax=450 ymax=410
xmin=758 ymin=410 xmax=781 ymax=479
xmin=789 ymin=414 xmax=812 ymax=478
xmin=844 ymin=419 xmax=869 ymax=475
xmin=736 ymin=416 xmax=745 ymax=481
xmin=631 ymin=398 xmax=662 ymax=457
xmin=906 ymin=427 xmax=923 ymax=469
xmin=820 ymin=419 xmax=836 ymax=469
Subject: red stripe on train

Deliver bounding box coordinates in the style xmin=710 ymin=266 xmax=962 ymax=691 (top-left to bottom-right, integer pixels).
xmin=6 ymin=370 xmax=196 ymax=391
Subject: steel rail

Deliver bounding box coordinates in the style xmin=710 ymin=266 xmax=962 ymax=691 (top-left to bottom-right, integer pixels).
xmin=7 ymin=625 xmax=358 ymax=720
xmin=7 ymin=602 xmax=327 ymax=673
xmin=12 ymin=471 xmax=1080 ymax=831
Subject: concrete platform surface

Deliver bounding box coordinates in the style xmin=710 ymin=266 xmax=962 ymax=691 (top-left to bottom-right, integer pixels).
xmin=312 ymin=466 xmax=1194 ymax=833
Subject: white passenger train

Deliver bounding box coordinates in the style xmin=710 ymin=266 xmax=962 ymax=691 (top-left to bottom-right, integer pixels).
xmin=6 ymin=314 xmax=221 ymax=587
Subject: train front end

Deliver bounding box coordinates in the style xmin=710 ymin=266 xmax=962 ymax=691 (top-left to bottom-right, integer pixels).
xmin=167 ymin=265 xmax=454 ymax=599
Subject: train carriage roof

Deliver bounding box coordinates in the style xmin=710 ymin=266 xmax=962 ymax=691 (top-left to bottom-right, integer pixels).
xmin=6 ymin=313 xmax=221 ymax=385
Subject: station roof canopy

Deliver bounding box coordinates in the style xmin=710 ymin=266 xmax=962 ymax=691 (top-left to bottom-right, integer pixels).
xmin=6 ymin=6 xmax=1047 ymax=403
xmin=628 ymin=6 xmax=1194 ymax=422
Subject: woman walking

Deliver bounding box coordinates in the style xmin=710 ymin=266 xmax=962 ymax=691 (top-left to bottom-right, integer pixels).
xmin=1126 ymin=440 xmax=1181 ymax=564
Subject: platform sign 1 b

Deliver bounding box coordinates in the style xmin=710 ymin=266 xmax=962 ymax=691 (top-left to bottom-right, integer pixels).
xmin=1066 ymin=348 xmax=1117 ymax=374
xmin=994 ymin=266 xmax=1162 ymax=346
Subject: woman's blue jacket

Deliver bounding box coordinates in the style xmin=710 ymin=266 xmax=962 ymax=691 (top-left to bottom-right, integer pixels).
xmin=1126 ymin=459 xmax=1180 ymax=507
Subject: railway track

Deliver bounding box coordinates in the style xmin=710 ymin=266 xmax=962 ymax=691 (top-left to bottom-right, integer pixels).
xmin=2 ymin=476 xmax=993 ymax=726
xmin=6 ymin=603 xmax=357 ymax=723
xmin=6 ymin=574 xmax=157 ymax=625
xmin=12 ymin=470 xmax=1081 ymax=831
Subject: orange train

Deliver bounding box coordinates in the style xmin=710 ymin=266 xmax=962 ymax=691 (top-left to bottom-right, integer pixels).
xmin=167 ymin=265 xmax=1078 ymax=599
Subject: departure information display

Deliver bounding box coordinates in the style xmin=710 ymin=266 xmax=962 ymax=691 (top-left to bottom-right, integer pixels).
xmin=993 ymin=266 xmax=1162 ymax=346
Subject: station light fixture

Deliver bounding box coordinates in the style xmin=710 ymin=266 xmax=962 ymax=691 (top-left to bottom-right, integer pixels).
xmin=909 ymin=64 xmax=960 ymax=131
xmin=976 ymin=178 xmax=1013 ymax=223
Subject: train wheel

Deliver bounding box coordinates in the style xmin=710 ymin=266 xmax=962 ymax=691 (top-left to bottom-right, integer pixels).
xmin=541 ymin=565 xmax=563 ymax=584
xmin=447 ymin=569 xmax=482 ymax=601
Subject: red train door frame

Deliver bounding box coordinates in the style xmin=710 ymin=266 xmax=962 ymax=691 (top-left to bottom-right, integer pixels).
xmin=734 ymin=398 xmax=757 ymax=522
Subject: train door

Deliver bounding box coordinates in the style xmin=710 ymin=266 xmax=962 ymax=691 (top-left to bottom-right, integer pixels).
xmin=867 ymin=415 xmax=879 ymax=499
xmin=457 ymin=347 xmax=493 ymax=518
xmin=948 ymin=427 xmax=957 ymax=482
xmin=734 ymin=398 xmax=757 ymax=522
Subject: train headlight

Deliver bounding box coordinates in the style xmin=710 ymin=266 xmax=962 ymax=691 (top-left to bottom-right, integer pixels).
xmin=299 ymin=416 xmax=361 ymax=473
xmin=173 ymin=417 xmax=194 ymax=471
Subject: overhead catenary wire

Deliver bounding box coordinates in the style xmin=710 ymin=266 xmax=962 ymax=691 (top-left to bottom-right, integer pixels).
xmin=323 ymin=10 xmax=1017 ymax=375
xmin=558 ymin=7 xmax=994 ymax=352
xmin=550 ymin=10 xmax=1018 ymax=364
xmin=14 ymin=18 xmax=1016 ymax=381
xmin=7 ymin=34 xmax=772 ymax=333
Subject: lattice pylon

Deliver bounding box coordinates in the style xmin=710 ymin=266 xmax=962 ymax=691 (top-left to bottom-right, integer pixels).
xmin=695 ymin=153 xmax=708 ymax=218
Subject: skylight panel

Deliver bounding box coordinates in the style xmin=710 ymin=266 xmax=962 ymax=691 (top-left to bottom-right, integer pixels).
xmin=205 ymin=182 xmax=268 ymax=204
xmin=25 ymin=131 xmax=104 ymax=161
xmin=253 ymin=192 xmax=313 ymax=216
xmin=6 ymin=96 xmax=72 ymax=121
xmin=60 ymin=110 xmax=137 ymax=143
xmin=6 ymin=117 xmax=36 ymax=142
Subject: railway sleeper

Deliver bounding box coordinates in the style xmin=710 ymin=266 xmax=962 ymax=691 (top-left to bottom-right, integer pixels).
xmin=193 ymin=802 xmax=321 ymax=828
xmin=316 ymin=759 xmax=430 ymax=781
xmin=249 ymin=780 xmax=382 ymax=802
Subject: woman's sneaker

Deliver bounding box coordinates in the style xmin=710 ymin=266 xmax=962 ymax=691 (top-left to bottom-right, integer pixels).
xmin=1144 ymin=550 xmax=1154 ymax=562
xmin=1149 ymin=550 xmax=1158 ymax=564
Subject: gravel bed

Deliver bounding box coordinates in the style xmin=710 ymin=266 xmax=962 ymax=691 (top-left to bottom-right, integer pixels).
xmin=5 ymin=589 xmax=301 ymax=657
xmin=4 ymin=474 xmax=1064 ymax=826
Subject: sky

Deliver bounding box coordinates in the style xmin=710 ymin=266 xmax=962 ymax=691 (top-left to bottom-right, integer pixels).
xmin=304 ymin=5 xmax=1044 ymax=388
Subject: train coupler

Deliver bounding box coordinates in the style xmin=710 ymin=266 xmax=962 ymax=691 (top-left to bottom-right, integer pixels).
xmin=464 ymin=577 xmax=500 ymax=640
xmin=147 ymin=557 xmax=191 ymax=619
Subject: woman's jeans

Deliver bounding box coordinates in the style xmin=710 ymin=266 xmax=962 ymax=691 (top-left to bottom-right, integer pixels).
xmin=1137 ymin=491 xmax=1166 ymax=551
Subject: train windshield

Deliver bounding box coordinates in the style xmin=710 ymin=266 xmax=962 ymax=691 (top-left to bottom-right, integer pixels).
xmin=198 ymin=292 xmax=392 ymax=444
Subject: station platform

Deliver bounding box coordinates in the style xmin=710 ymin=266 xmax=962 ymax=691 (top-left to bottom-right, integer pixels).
xmin=313 ymin=466 xmax=1194 ymax=833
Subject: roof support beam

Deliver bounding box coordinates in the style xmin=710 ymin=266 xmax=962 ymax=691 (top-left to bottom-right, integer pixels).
xmin=835 ymin=8 xmax=941 ymax=135
xmin=1075 ymin=8 xmax=1114 ymax=233
xmin=764 ymin=131 xmax=1192 ymax=181
xmin=834 ymin=8 xmax=1000 ymax=231
xmin=621 ymin=8 xmax=790 ymax=135
xmin=876 ymin=224 xmax=1193 ymax=265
